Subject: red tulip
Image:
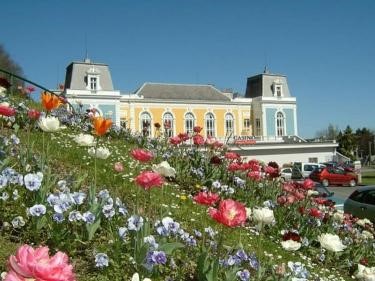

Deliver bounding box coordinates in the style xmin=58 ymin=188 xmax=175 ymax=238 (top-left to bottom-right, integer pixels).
xmin=135 ymin=171 xmax=164 ymax=190
xmin=27 ymin=109 xmax=41 ymax=120
xmin=309 ymin=208 xmax=323 ymax=218
xmin=193 ymin=126 xmax=202 ymax=133
xmin=0 ymin=105 xmax=16 ymax=117
xmin=225 ymin=152 xmax=240 ymax=160
xmin=247 ymin=171 xmax=261 ymax=181
xmin=303 ymin=179 xmax=315 ymax=190
xmin=194 ymin=191 xmax=220 ymax=206
xmin=209 ymin=199 xmax=246 ymax=227
xmin=131 ymin=148 xmax=154 ymax=162
xmin=169 ymin=136 xmax=182 ymax=145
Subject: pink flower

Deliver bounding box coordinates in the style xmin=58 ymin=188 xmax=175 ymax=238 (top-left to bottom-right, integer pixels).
xmin=193 ymin=134 xmax=205 ymax=146
xmin=247 ymin=170 xmax=261 ymax=181
xmin=177 ymin=132 xmax=189 ymax=142
xmin=194 ymin=191 xmax=220 ymax=206
xmin=5 ymin=244 xmax=75 ymax=281
xmin=209 ymin=199 xmax=246 ymax=227
xmin=169 ymin=136 xmax=182 ymax=145
xmin=131 ymin=148 xmax=154 ymax=162
xmin=224 ymin=152 xmax=240 ymax=160
xmin=114 ymin=162 xmax=124 ymax=172
xmin=135 ymin=171 xmax=164 ymax=190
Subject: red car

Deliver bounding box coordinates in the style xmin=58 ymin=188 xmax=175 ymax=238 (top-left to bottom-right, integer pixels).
xmin=309 ymin=167 xmax=357 ymax=187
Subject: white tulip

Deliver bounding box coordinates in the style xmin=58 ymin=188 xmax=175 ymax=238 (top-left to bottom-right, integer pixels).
xmin=38 ymin=116 xmax=64 ymax=132
xmin=74 ymin=133 xmax=96 ymax=146
xmin=152 ymin=161 xmax=176 ymax=178
xmin=281 ymin=240 xmax=301 ymax=251
xmin=318 ymin=233 xmax=346 ymax=252
xmin=131 ymin=273 xmax=152 ymax=281
xmin=88 ymin=147 xmax=111 ymax=159
xmin=355 ymin=264 xmax=375 ymax=281
xmin=252 ymin=207 xmax=275 ymax=225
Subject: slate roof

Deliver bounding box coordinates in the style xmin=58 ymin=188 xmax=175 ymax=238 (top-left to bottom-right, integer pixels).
xmin=64 ymin=61 xmax=115 ymax=91
xmin=135 ymin=83 xmax=231 ymax=101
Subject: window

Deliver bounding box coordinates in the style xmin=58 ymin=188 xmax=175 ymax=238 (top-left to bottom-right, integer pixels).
xmin=255 ymin=118 xmax=261 ymax=136
xmin=90 ymin=77 xmax=97 ymax=90
xmin=276 ymin=112 xmax=285 ymax=136
xmin=205 ymin=113 xmax=215 ymax=137
xmin=140 ymin=112 xmax=152 ymax=137
xmin=225 ymin=113 xmax=234 ymax=137
xmin=185 ymin=112 xmax=195 ymax=134
xmin=163 ymin=112 xmax=174 ymax=137
xmin=276 ymin=86 xmax=282 ymax=97
xmin=308 ymin=157 xmax=318 ymax=163
xmin=243 ymin=118 xmax=251 ymax=132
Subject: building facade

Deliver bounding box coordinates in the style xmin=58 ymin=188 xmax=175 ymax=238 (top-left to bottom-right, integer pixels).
xmin=63 ymin=59 xmax=298 ymax=142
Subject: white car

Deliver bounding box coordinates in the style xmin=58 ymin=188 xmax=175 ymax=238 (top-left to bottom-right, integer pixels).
xmin=280 ymin=167 xmax=292 ymax=182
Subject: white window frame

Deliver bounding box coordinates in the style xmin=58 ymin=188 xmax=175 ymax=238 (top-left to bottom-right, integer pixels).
xmin=225 ymin=113 xmax=234 ymax=137
xmin=162 ymin=112 xmax=174 ymax=137
xmin=184 ymin=112 xmax=195 ymax=135
xmin=276 ymin=112 xmax=285 ymax=136
xmin=140 ymin=112 xmax=152 ymax=137
xmin=205 ymin=113 xmax=215 ymax=137
xmin=255 ymin=118 xmax=261 ymax=136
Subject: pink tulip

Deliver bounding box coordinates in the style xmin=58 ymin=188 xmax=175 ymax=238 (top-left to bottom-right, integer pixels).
xmin=135 ymin=171 xmax=164 ymax=190
xmin=5 ymin=244 xmax=75 ymax=281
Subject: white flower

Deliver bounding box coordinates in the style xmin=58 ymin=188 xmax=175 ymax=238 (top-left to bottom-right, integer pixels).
xmin=360 ymin=230 xmax=374 ymax=240
xmin=152 ymin=161 xmax=176 ymax=178
xmin=74 ymin=133 xmax=96 ymax=146
xmin=38 ymin=116 xmax=65 ymax=132
xmin=252 ymin=207 xmax=275 ymax=225
xmin=281 ymin=240 xmax=301 ymax=251
xmin=11 ymin=216 xmax=25 ymax=228
xmin=245 ymin=207 xmax=252 ymax=219
xmin=356 ymin=218 xmax=373 ymax=228
xmin=307 ymin=190 xmax=319 ymax=197
xmin=131 ymin=273 xmax=152 ymax=281
xmin=332 ymin=210 xmax=344 ymax=222
xmin=355 ymin=264 xmax=375 ymax=281
xmin=88 ymin=147 xmax=111 ymax=159
xmin=29 ymin=204 xmax=47 ymax=217
xmin=318 ymin=233 xmax=346 ymax=252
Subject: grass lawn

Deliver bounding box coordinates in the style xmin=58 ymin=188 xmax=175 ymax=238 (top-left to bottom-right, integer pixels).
xmin=361 ymin=171 xmax=375 ymax=185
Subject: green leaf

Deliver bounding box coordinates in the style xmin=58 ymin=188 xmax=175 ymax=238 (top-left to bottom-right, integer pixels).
xmin=157 ymin=242 xmax=184 ymax=255
xmin=86 ymin=217 xmax=101 ymax=241
xmin=36 ymin=215 xmax=47 ymax=230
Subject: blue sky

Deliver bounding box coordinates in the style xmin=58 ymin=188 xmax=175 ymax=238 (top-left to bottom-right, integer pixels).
xmin=1 ymin=0 xmax=374 ymax=137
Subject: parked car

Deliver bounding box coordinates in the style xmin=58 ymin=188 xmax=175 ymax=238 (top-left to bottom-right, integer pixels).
xmin=309 ymin=166 xmax=357 ymax=187
xmin=344 ymin=186 xmax=375 ymax=222
xmin=280 ymin=167 xmax=292 ymax=182
xmin=291 ymin=162 xmax=325 ymax=179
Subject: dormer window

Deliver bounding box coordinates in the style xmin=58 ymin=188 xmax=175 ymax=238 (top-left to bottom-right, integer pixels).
xmin=273 ymin=79 xmax=283 ymax=97
xmin=86 ymin=66 xmax=101 ymax=91
xmin=90 ymin=77 xmax=97 ymax=90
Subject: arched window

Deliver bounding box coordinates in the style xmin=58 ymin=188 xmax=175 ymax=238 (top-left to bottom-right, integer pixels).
xmin=225 ymin=113 xmax=234 ymax=137
xmin=276 ymin=112 xmax=285 ymax=136
xmin=140 ymin=112 xmax=152 ymax=137
xmin=185 ymin=112 xmax=195 ymax=135
xmin=205 ymin=113 xmax=215 ymax=137
xmin=163 ymin=112 xmax=174 ymax=137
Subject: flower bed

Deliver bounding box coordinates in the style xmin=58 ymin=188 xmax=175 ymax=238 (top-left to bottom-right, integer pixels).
xmin=0 ymin=83 xmax=374 ymax=280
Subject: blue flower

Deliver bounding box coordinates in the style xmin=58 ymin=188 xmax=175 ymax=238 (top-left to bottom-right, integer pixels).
xmin=212 ymin=180 xmax=221 ymax=189
xmin=52 ymin=213 xmax=64 ymax=223
xmin=118 ymin=227 xmax=128 ymax=240
xmin=287 ymin=261 xmax=309 ymax=279
xmin=146 ymin=250 xmax=167 ymax=267
xmin=0 ymin=175 xmax=8 ymax=188
xmin=248 ymin=253 xmax=259 ymax=270
xmin=72 ymin=192 xmax=86 ymax=205
xmin=29 ymin=204 xmax=46 ymax=217
xmin=68 ymin=211 xmax=83 ymax=222
xmin=144 ymin=235 xmax=159 ymax=249
xmin=24 ymin=173 xmax=42 ymax=191
xmin=236 ymin=249 xmax=248 ymax=261
xmin=95 ymin=253 xmax=109 ymax=268
xmin=82 ymin=211 xmax=95 ymax=224
xmin=236 ymin=269 xmax=250 ymax=281
xmin=127 ymin=215 xmax=144 ymax=231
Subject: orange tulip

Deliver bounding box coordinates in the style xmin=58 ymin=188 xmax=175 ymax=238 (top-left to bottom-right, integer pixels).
xmin=93 ymin=116 xmax=112 ymax=136
xmin=41 ymin=92 xmax=62 ymax=111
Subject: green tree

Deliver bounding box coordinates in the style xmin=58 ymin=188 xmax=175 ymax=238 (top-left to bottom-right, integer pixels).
xmin=0 ymin=44 xmax=24 ymax=85
xmin=337 ymin=125 xmax=356 ymax=160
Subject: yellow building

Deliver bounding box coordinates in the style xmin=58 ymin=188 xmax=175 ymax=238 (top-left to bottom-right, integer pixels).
xmin=63 ymin=59 xmax=298 ymax=141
